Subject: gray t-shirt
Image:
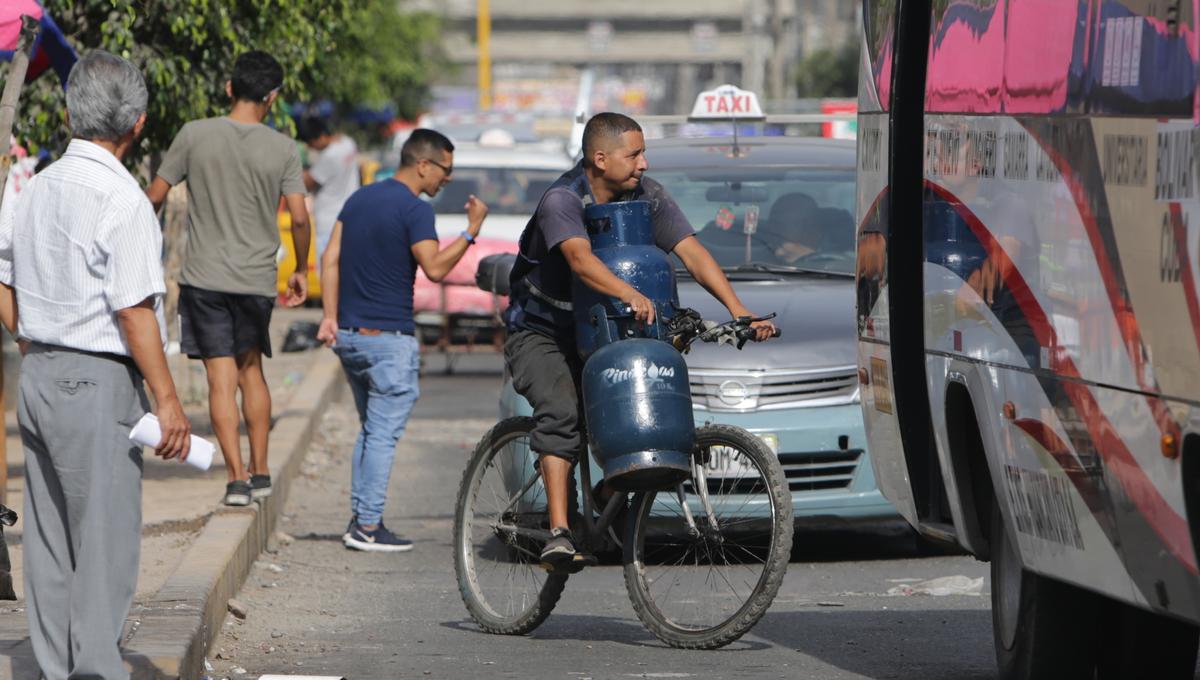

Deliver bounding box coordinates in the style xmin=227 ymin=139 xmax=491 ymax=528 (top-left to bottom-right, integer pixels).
xmin=158 ymin=117 xmax=306 ymax=297
xmin=509 ymin=163 xmax=694 ymax=338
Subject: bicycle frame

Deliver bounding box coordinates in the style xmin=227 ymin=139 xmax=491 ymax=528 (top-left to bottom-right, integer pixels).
xmin=490 ymin=445 xmax=718 ymax=565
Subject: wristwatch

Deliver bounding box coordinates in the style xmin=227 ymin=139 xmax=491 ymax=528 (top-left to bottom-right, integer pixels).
xmin=460 ymin=230 xmax=476 ymax=245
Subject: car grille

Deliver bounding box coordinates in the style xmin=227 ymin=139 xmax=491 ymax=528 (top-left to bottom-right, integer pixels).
xmin=689 ymin=366 xmax=859 ymax=411
xmin=779 ymin=450 xmax=862 ymax=492
xmin=684 ymin=449 xmax=862 ymax=495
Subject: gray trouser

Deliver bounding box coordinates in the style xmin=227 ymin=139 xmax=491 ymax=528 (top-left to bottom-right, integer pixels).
xmin=18 ymin=345 xmax=147 ymax=680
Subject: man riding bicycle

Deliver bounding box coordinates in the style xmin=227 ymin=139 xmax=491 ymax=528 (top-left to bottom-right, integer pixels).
xmin=505 ymin=112 xmax=777 ymax=566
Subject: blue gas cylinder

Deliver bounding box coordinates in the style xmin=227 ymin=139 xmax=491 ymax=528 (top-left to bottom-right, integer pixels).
xmin=573 ymin=201 xmax=679 ymax=358
xmin=582 ymin=338 xmax=694 ymax=491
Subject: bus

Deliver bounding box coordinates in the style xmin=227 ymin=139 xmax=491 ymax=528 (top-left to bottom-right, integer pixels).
xmin=855 ymin=1 xmax=1200 ymax=677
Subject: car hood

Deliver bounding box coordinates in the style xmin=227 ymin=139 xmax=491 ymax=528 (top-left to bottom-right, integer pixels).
xmin=676 ymin=276 xmax=856 ymax=371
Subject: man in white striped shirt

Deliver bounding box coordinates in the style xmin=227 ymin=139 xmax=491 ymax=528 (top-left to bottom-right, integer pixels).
xmin=0 ymin=52 xmax=191 ymax=680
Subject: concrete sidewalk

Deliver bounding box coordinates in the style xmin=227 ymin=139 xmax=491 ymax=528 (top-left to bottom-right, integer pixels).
xmin=0 ymin=306 xmax=347 ymax=679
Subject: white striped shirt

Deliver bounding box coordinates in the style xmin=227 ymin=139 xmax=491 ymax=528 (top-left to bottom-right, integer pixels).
xmin=0 ymin=139 xmax=166 ymax=355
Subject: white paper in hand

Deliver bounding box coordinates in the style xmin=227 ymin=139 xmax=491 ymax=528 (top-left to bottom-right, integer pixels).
xmin=128 ymin=413 xmax=214 ymax=471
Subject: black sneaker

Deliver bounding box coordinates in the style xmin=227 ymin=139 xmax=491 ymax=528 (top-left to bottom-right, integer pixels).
xmin=250 ymin=474 xmax=272 ymax=500
xmin=540 ymin=527 xmax=578 ymax=565
xmin=223 ymin=480 xmax=252 ymax=507
xmin=344 ymin=522 xmax=414 ymax=553
xmin=342 ymin=516 xmax=356 ymax=542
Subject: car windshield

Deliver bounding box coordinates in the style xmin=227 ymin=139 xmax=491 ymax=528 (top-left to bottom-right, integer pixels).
xmin=428 ymin=167 xmax=564 ymax=216
xmin=653 ymin=167 xmax=856 ymax=274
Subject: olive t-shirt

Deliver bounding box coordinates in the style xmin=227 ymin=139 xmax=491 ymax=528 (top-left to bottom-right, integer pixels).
xmin=157 ymin=117 xmax=306 ymax=297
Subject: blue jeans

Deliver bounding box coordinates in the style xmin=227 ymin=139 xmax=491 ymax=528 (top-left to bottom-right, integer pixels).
xmin=333 ymin=330 xmax=420 ymax=526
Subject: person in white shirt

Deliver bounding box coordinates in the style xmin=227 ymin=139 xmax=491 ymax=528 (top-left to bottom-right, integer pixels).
xmin=297 ymin=117 xmax=360 ymax=268
xmin=0 ymin=51 xmax=191 ymax=680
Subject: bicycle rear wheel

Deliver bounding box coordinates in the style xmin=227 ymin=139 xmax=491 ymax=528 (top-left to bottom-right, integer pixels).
xmin=454 ymin=417 xmax=568 ymax=635
xmin=623 ymin=423 xmax=793 ymax=649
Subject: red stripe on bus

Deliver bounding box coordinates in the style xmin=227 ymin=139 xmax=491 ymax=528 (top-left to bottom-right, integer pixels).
xmin=1013 ymin=417 xmax=1108 ymax=518
xmin=1168 ymin=203 xmax=1200 ymax=364
xmin=927 ymin=181 xmax=1197 ymax=573
xmin=1026 ymin=128 xmax=1182 ymax=446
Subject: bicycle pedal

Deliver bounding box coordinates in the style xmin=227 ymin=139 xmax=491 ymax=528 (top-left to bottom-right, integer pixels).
xmin=539 ymin=552 xmax=598 ymax=574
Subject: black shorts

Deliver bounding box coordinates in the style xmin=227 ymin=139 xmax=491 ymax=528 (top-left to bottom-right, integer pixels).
xmin=178 ymin=285 xmax=275 ymax=360
xmin=504 ymin=329 xmax=584 ymax=461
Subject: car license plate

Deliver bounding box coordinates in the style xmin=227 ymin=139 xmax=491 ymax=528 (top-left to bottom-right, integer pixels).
xmin=702 ymin=434 xmax=776 ymax=479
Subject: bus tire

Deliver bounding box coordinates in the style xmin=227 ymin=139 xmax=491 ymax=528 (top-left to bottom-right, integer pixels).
xmin=991 ymin=502 xmax=1100 ymax=680
xmin=1096 ymin=601 xmax=1199 ymax=679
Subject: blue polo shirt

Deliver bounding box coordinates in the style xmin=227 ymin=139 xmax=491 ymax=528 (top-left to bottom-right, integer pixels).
xmin=336 ymin=180 xmax=438 ymax=334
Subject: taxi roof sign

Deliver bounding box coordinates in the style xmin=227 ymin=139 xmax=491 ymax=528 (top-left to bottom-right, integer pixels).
xmin=689 ymin=84 xmax=765 ymax=122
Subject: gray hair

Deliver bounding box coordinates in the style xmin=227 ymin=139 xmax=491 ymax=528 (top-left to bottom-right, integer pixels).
xmin=65 ymin=51 xmax=148 ymax=142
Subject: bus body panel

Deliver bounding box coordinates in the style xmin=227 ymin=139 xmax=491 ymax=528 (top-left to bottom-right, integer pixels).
xmin=859 ymin=0 xmax=1200 ymax=625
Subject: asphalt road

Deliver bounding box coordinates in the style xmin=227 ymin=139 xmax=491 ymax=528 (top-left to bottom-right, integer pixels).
xmin=206 ymin=353 xmax=994 ymax=680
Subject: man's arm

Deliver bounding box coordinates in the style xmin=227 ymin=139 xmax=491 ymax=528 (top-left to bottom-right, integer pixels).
xmin=283 ymin=193 xmax=311 ymax=307
xmin=317 ymin=220 xmax=342 ymax=346
xmin=411 ymin=195 xmax=487 ymax=282
xmin=673 ymin=235 xmax=775 ymax=340
xmin=117 ymin=299 xmax=191 ymax=460
xmin=148 ymin=125 xmax=189 ymax=212
xmin=302 ymin=170 xmax=320 ymax=194
xmin=559 ymin=237 xmax=657 ymax=324
xmin=0 ymin=283 xmax=16 ymax=336
xmin=145 ymin=176 xmax=173 ymax=212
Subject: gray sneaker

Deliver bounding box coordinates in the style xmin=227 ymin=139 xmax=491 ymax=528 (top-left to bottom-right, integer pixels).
xmin=540 ymin=527 xmax=578 ymax=565
xmin=223 ymin=480 xmax=252 ymax=507
xmin=250 ymin=474 xmax=272 ymax=500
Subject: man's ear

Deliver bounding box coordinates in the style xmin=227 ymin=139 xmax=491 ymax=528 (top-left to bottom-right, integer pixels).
xmin=225 ymin=80 xmax=234 ymax=100
xmin=265 ymin=90 xmax=279 ymax=109
xmin=133 ymin=112 xmax=147 ymax=139
xmin=592 ymin=149 xmax=607 ymax=172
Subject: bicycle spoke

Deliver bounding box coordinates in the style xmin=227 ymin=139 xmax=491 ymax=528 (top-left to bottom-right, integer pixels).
xmin=457 ymin=424 xmax=562 ymax=630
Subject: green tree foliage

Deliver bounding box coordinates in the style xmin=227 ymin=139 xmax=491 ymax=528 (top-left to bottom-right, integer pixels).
xmin=11 ymin=1 xmax=442 ymax=165
xmin=794 ymin=44 xmax=859 ymax=99
xmin=308 ymin=0 xmax=442 ymax=121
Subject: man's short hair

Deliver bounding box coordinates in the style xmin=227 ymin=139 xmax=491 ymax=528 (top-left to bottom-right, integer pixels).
xmin=400 ymin=129 xmax=455 ymax=168
xmin=65 ymin=51 xmax=148 ymax=142
xmin=231 ymin=51 xmax=284 ymax=102
xmin=296 ymin=117 xmax=331 ymax=144
xmin=582 ymin=113 xmax=642 ymax=168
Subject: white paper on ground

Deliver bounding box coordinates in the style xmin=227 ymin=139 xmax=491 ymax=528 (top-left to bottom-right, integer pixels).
xmin=128 ymin=413 xmax=215 ymax=471
xmin=257 ymin=676 xmax=347 ymax=680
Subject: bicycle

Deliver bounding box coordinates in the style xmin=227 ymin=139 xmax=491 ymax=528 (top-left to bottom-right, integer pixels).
xmin=453 ymin=311 xmax=794 ymax=649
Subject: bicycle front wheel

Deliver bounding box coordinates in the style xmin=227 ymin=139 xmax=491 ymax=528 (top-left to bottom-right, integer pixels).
xmin=454 ymin=417 xmax=568 ymax=635
xmin=623 ymin=423 xmax=793 ymax=649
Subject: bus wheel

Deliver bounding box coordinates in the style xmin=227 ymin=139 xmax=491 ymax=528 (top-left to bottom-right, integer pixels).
xmin=1096 ymin=601 xmax=1198 ymax=679
xmin=991 ymin=502 xmax=1100 ymax=679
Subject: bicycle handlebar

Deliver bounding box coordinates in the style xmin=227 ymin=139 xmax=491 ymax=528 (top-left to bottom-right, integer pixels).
xmin=667 ymin=309 xmax=781 ymax=351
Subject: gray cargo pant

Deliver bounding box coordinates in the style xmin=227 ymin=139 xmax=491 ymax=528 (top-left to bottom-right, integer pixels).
xmin=18 ymin=344 xmax=147 ymax=680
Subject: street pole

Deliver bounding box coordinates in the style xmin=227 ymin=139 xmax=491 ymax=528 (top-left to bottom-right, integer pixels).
xmin=742 ymin=0 xmax=767 ymax=95
xmin=0 ymin=15 xmax=40 ymax=508
xmin=768 ymin=0 xmax=787 ymax=101
xmin=477 ymin=0 xmax=492 ymax=110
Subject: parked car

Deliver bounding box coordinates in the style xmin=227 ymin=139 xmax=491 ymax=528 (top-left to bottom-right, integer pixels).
xmin=500 ymin=135 xmax=901 ymax=528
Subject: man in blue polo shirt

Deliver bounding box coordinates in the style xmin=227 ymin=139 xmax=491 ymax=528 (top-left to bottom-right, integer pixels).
xmin=317 ymin=129 xmax=488 ymax=551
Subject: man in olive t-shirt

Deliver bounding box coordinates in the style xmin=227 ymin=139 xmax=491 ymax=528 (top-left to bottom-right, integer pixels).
xmin=147 ymin=50 xmax=311 ymax=507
